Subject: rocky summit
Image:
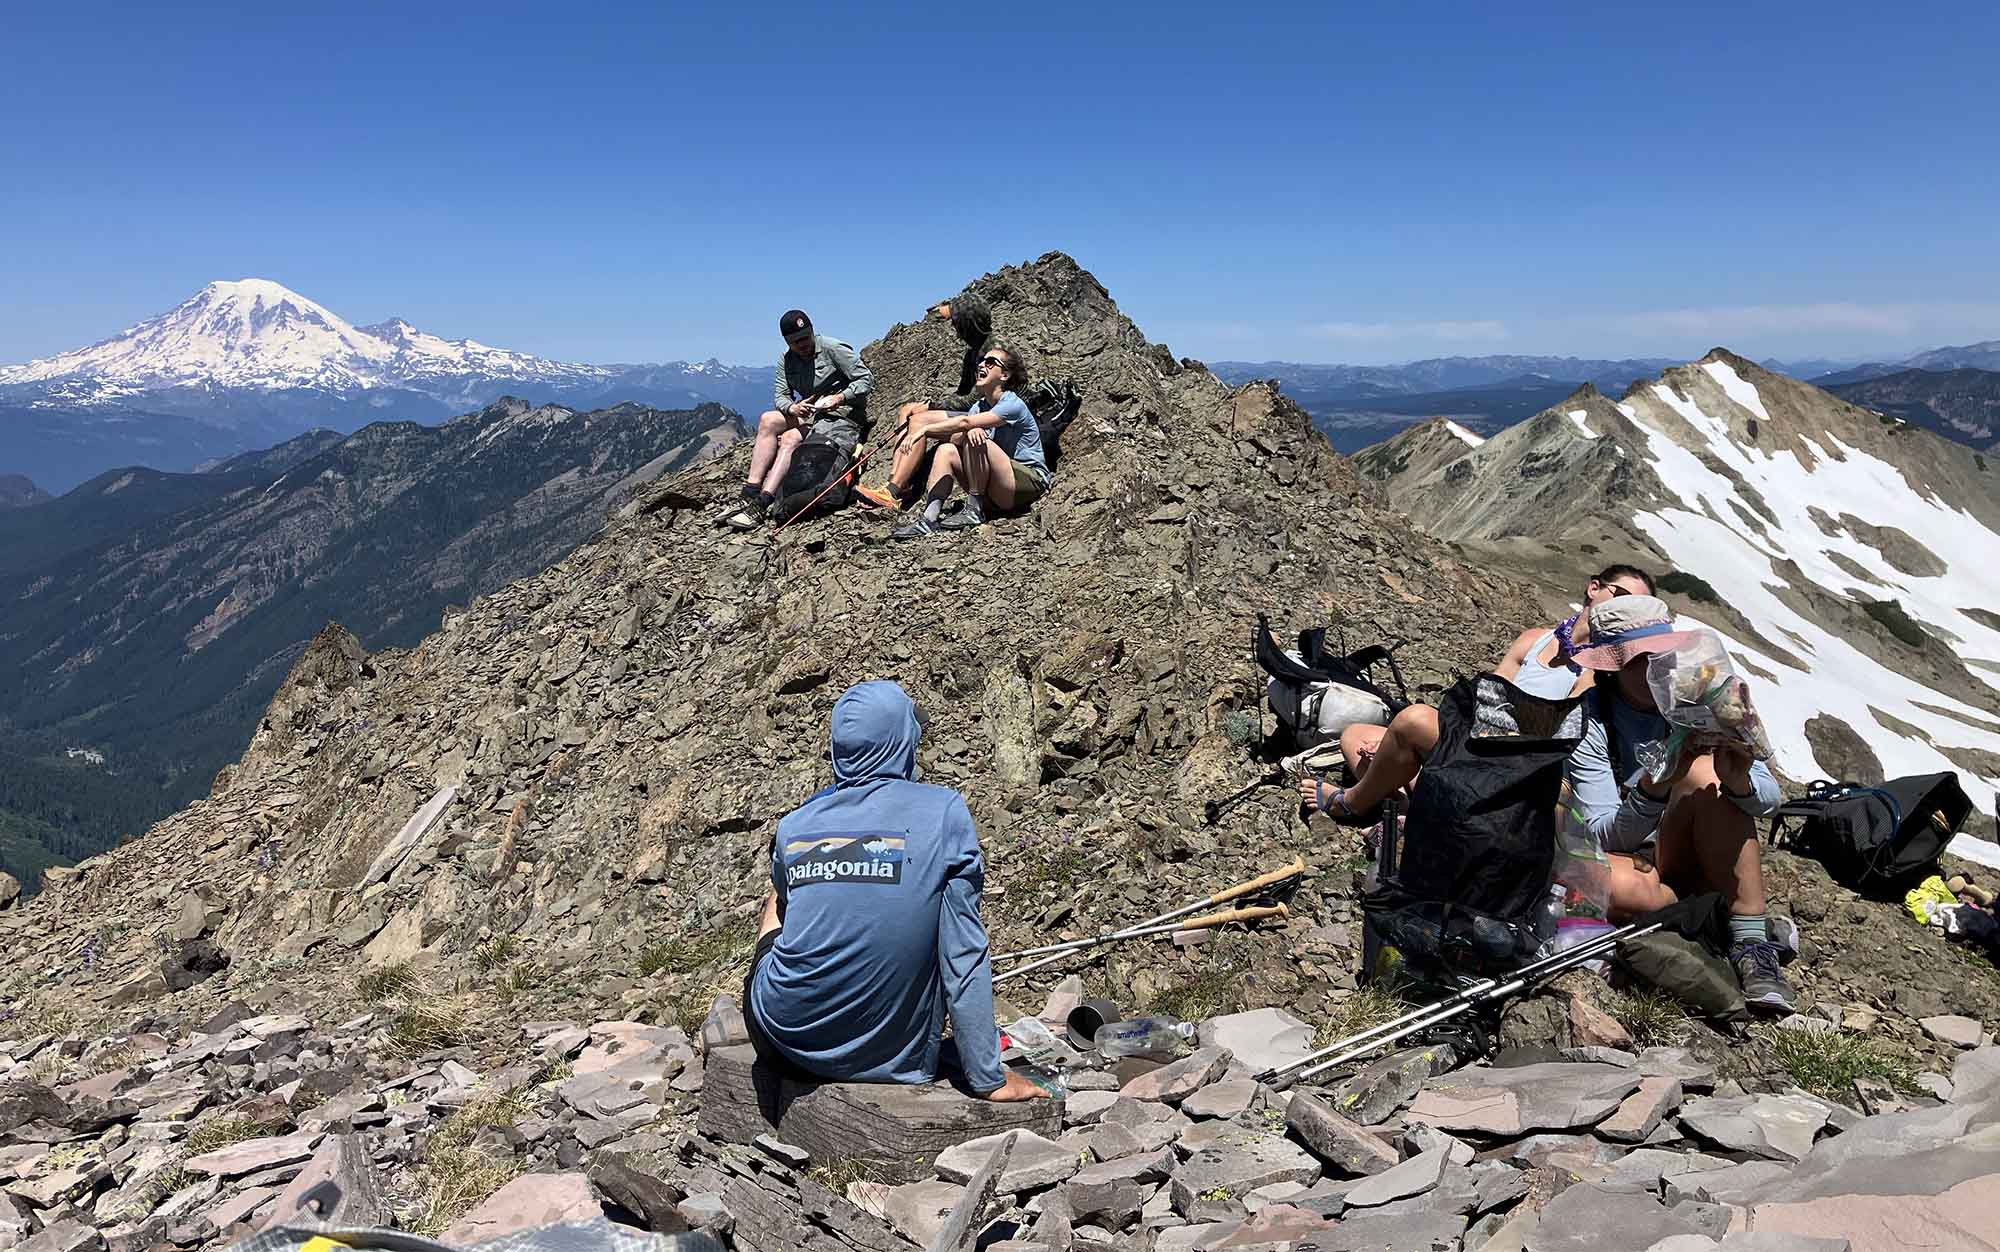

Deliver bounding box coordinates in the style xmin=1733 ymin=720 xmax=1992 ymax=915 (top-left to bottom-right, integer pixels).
xmin=3 ymin=254 xmax=1998 ymax=1252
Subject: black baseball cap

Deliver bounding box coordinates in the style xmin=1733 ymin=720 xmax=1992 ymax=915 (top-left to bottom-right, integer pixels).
xmin=780 ymin=310 xmax=812 ymax=337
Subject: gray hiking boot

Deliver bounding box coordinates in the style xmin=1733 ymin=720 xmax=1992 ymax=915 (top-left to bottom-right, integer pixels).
xmin=1731 ymin=939 xmax=1797 ymax=1014
xmin=891 ymin=516 xmax=937 ymax=541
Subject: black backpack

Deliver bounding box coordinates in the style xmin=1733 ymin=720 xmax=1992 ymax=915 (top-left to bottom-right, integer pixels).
xmin=1254 ymin=614 xmax=1410 ymax=748
xmin=1362 ymin=673 xmax=1585 ymax=984
xmin=1769 ymin=773 xmax=1973 ymax=897
xmin=1024 ymin=378 xmax=1082 ymax=466
xmin=771 ymin=436 xmax=853 ymax=524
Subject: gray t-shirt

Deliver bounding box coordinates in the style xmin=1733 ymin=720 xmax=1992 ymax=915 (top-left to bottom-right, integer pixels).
xmin=972 ymin=390 xmax=1050 ymax=485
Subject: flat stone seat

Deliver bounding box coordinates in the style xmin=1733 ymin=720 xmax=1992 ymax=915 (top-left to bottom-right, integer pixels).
xmin=699 ymin=1044 xmax=1063 ymax=1182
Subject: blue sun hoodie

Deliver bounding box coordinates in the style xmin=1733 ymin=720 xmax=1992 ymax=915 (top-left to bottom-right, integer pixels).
xmin=747 ymin=680 xmax=1006 ymax=1092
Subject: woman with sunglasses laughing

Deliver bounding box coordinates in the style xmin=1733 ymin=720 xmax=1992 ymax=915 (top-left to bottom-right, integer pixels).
xmin=890 ymin=345 xmax=1053 ymax=539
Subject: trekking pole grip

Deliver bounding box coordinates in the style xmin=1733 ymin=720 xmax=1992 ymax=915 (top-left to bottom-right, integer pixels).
xmin=1178 ymin=903 xmax=1288 ymax=930
xmin=1207 ymin=856 xmax=1305 ymax=905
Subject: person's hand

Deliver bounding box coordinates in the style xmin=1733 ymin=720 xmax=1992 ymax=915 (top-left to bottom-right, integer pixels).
xmin=787 ymin=400 xmax=812 ymax=420
xmin=964 ymin=427 xmax=989 ymax=448
xmin=981 ymin=1070 xmax=1050 ymax=1102
xmin=1713 ymin=742 xmax=1753 ymax=794
xmin=812 ymin=393 xmax=844 ymax=412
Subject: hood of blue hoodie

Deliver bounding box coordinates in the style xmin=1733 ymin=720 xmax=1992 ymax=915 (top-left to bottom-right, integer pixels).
xmin=829 ymin=680 xmax=921 ymax=786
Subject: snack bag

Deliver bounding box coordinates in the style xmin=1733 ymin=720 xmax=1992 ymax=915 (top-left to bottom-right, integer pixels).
xmin=1635 ymin=629 xmax=1772 ymax=783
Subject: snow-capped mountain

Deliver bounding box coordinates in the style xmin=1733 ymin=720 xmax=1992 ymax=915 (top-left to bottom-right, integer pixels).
xmin=0 ymin=279 xmax=616 ymax=400
xmin=1356 ymin=350 xmax=2000 ymax=821
xmin=0 ymin=281 xmax=770 ymax=492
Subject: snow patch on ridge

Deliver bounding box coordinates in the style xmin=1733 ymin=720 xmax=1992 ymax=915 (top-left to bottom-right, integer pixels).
xmin=1444 ymin=420 xmax=1485 ymax=448
xmin=1566 ymin=409 xmax=1598 ymax=438
xmin=1700 ymin=358 xmax=1771 ymax=421
xmin=1624 ymin=391 xmax=2000 ymax=812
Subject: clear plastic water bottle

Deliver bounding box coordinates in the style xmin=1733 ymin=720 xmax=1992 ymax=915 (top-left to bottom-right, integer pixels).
xmin=1094 ymin=1016 xmax=1197 ymax=1060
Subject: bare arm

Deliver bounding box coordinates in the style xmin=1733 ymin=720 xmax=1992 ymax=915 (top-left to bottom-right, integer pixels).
xmin=914 ymin=408 xmax=1003 ymax=437
xmin=1493 ymin=627 xmax=1541 ymax=681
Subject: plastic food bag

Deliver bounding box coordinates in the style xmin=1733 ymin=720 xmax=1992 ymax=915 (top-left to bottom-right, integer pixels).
xmin=1635 ymin=629 xmax=1773 ymax=784
xmin=1541 ymin=782 xmax=1613 ymax=966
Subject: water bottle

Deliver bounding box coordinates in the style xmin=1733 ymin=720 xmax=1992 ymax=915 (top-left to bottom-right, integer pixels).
xmin=1094 ymin=1016 xmax=1196 ymax=1060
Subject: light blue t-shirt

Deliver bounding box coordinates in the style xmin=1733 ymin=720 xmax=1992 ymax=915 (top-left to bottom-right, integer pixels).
xmin=972 ymin=391 xmax=1051 ymax=485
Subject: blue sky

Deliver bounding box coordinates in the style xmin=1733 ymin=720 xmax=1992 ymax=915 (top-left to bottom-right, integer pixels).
xmin=5 ymin=1 xmax=1997 ymax=367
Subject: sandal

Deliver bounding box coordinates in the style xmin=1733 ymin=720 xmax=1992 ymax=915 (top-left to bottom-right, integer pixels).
xmin=1312 ymin=780 xmax=1381 ymax=828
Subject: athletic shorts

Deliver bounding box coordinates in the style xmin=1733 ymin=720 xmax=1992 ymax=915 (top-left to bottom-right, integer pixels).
xmin=1008 ymin=461 xmax=1049 ymax=508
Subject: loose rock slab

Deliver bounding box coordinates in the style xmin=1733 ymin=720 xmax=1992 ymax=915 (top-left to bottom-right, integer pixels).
xmin=1678 ymin=1095 xmax=1829 ymax=1163
xmin=1169 ymin=1134 xmax=1321 ymax=1211
xmin=935 ymin=1129 xmax=1078 ymax=1193
xmin=441 ymin=1172 xmax=597 ymax=1245
xmin=1285 ymin=1090 xmax=1399 ymax=1176
xmin=1406 ymin=1064 xmax=1641 ymax=1136
xmin=1201 ymin=1008 xmax=1317 ymax=1075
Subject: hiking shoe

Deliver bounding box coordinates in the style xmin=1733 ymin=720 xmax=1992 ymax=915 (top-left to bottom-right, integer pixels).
xmin=937 ymin=509 xmax=985 ymax=531
xmin=891 ymin=516 xmax=937 ymax=541
xmin=720 ymin=504 xmax=764 ymax=532
xmin=1731 ymin=939 xmax=1798 ymax=1014
xmin=1768 ymin=915 xmax=1800 ymax=962
xmin=853 ymin=482 xmax=904 ymax=512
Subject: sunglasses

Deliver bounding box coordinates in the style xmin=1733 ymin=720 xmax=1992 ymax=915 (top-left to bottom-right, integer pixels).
xmin=977 ymin=355 xmax=1006 ymax=370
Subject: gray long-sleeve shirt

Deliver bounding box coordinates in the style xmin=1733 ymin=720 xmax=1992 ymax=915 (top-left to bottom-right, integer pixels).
xmin=1565 ymin=686 xmax=1780 ymax=854
xmin=774 ymin=333 xmax=873 ymax=424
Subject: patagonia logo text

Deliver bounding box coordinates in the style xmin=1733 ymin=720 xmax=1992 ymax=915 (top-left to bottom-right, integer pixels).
xmin=783 ymin=833 xmax=905 ymax=887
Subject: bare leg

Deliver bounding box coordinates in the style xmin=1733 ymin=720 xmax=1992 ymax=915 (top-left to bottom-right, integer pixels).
xmin=1654 ymin=752 xmax=1766 ymax=916
xmin=962 ymin=436 xmax=1022 ymax=509
xmin=922 ymin=443 xmax=963 ymax=515
xmin=886 ymin=412 xmax=938 ymax=494
xmin=758 ymin=426 xmax=806 ymax=495
xmin=1604 ymin=852 xmax=1678 ymax=922
xmin=1342 ymin=705 xmax=1439 ymax=812
xmin=1340 ymin=722 xmax=1389 ymax=784
xmin=746 ymin=409 xmax=790 ymax=488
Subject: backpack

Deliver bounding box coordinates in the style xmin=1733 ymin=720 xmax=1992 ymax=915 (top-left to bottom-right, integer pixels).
xmin=1769 ymin=773 xmax=1973 ymax=897
xmin=771 ymin=435 xmax=854 ymax=524
xmin=1024 ymin=378 xmax=1082 ymax=466
xmin=1254 ymin=614 xmax=1410 ymax=749
xmin=1362 ymin=673 xmax=1585 ymax=983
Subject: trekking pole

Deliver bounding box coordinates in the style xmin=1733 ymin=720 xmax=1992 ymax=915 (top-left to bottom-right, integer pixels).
xmin=993 ymin=857 xmax=1304 ymax=963
xmin=770 ymin=414 xmax=911 ymax=536
xmin=993 ymin=905 xmax=1287 ymax=985
xmin=1204 ymin=771 xmax=1284 ymax=825
xmin=1255 ymin=919 xmax=1662 ymax=1089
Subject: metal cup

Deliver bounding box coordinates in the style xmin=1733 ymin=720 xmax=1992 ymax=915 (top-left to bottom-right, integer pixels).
xmin=1067 ymin=998 xmax=1120 ymax=1049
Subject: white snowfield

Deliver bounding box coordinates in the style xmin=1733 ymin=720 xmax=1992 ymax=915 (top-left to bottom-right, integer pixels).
xmin=1566 ymin=408 xmax=1599 ymax=438
xmin=1445 ymin=420 xmax=1486 ymax=448
xmin=0 ymin=279 xmax=613 ymax=397
xmin=1620 ymin=358 xmax=2000 ymax=814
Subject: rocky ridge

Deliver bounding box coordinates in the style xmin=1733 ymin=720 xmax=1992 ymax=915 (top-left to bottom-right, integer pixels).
xmin=4 ymin=254 xmax=1999 ymax=1250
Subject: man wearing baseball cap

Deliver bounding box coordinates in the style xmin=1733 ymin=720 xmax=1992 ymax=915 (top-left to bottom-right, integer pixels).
xmin=720 ymin=310 xmax=874 ymax=531
xmin=1564 ymin=595 xmax=1794 ymax=1013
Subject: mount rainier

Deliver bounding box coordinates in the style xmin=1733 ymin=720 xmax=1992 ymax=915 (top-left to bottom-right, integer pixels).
xmin=0 ymin=279 xmax=766 ymax=490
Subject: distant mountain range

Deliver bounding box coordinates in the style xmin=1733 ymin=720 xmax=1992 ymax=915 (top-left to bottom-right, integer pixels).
xmin=0 ymin=397 xmax=745 ymax=885
xmin=1826 ymin=369 xmax=2000 ymax=451
xmin=1354 ymin=352 xmax=2000 ymax=814
xmin=1218 ymin=347 xmax=2000 ymax=453
xmin=1812 ymin=340 xmax=2000 ymax=386
xmin=0 ymin=474 xmax=48 ymax=508
xmin=0 ymin=279 xmax=768 ymax=490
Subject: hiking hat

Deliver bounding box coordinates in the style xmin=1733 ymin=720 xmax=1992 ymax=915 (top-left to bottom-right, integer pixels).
xmin=779 ymin=309 xmax=812 ymax=337
xmin=1571 ymin=594 xmax=1703 ymax=671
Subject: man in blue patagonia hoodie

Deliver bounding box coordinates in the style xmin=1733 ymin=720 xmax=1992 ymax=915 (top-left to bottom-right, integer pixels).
xmin=745 ymin=679 xmax=1046 ymax=1101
